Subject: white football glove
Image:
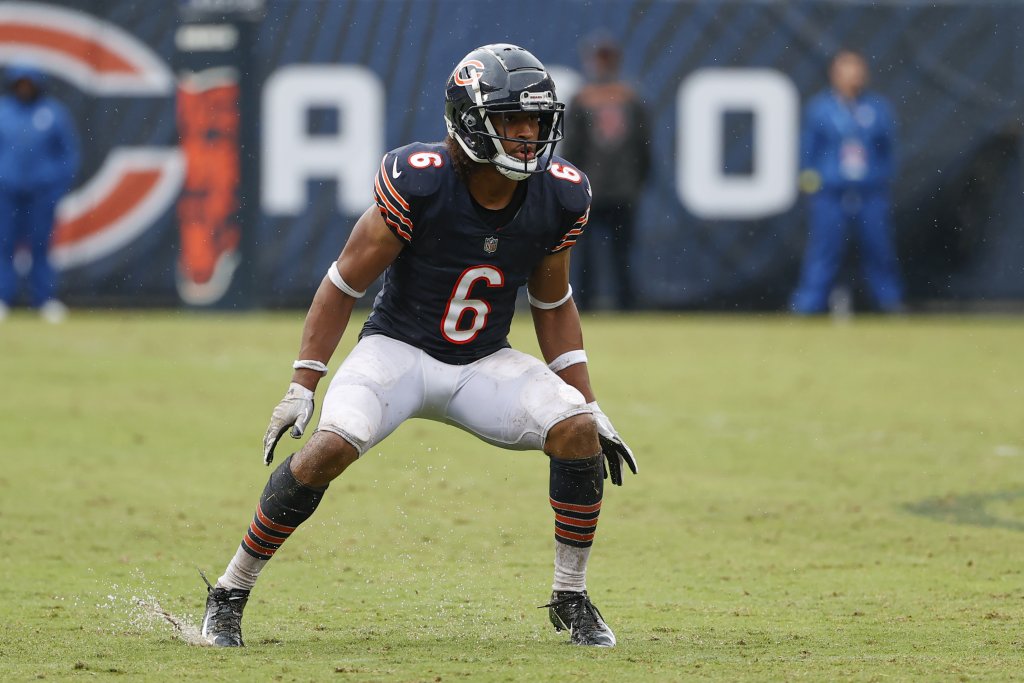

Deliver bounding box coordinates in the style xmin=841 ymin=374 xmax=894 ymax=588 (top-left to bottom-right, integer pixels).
xmin=262 ymin=382 xmax=315 ymax=465
xmin=588 ymin=401 xmax=638 ymax=486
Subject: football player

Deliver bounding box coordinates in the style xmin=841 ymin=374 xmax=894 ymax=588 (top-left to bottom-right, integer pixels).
xmin=201 ymin=44 xmax=637 ymax=648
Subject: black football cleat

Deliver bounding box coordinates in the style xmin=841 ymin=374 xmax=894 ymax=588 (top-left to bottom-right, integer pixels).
xmin=199 ymin=569 xmax=249 ymax=647
xmin=542 ymin=590 xmax=617 ymax=647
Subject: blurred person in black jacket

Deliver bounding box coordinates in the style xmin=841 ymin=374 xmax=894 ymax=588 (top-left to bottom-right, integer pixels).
xmin=562 ymin=32 xmax=650 ymax=311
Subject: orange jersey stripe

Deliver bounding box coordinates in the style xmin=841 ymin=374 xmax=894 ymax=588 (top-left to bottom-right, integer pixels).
xmin=373 ymin=176 xmax=411 ymax=224
xmin=379 ymin=159 xmax=411 ymax=210
xmin=553 ymin=224 xmax=586 ymax=251
xmin=374 ymin=193 xmax=412 ymax=234
xmin=377 ymin=207 xmax=412 ymax=242
xmin=374 ymin=177 xmax=413 ymax=229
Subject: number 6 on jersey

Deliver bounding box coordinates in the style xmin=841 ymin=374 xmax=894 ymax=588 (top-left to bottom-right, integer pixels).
xmin=441 ymin=265 xmax=505 ymax=343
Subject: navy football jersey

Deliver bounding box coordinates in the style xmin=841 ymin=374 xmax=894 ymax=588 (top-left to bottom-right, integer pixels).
xmin=362 ymin=142 xmax=591 ymax=364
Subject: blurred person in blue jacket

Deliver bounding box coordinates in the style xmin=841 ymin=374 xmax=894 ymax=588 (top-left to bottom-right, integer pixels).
xmin=790 ymin=49 xmax=904 ymax=315
xmin=0 ymin=63 xmax=79 ymax=322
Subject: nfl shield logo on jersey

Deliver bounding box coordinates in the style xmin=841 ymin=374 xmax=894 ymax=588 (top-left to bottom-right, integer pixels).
xmin=483 ymin=236 xmax=499 ymax=254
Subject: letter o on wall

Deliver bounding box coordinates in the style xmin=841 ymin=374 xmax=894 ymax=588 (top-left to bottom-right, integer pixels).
xmin=677 ymin=68 xmax=798 ymax=220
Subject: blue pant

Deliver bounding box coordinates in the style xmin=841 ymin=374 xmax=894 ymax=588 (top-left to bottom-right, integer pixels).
xmin=790 ymin=187 xmax=904 ymax=313
xmin=572 ymin=202 xmax=636 ymax=311
xmin=0 ymin=185 xmax=62 ymax=307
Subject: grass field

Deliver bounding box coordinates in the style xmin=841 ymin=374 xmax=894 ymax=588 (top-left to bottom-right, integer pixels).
xmin=2 ymin=310 xmax=1023 ymax=681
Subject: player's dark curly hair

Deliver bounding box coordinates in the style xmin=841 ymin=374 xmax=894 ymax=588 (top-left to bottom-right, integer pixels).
xmin=445 ymin=136 xmax=480 ymax=183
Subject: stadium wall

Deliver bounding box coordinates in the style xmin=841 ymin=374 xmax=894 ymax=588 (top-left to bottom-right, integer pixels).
xmin=2 ymin=0 xmax=1021 ymax=310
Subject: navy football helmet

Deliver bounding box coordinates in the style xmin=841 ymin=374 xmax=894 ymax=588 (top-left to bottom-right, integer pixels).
xmin=444 ymin=44 xmax=565 ymax=180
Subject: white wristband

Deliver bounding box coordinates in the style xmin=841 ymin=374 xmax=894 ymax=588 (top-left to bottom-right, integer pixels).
xmin=528 ymin=285 xmax=572 ymax=310
xmin=548 ymin=349 xmax=587 ymax=373
xmin=292 ymin=359 xmax=328 ymax=375
xmin=327 ymin=262 xmax=366 ymax=298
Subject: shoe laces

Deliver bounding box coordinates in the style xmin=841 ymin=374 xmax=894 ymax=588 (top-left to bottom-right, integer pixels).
xmin=540 ymin=591 xmax=606 ymax=629
xmin=199 ymin=569 xmax=248 ymax=624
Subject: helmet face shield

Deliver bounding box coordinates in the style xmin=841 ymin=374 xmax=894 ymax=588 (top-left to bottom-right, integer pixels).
xmin=471 ymin=99 xmax=564 ymax=179
xmin=444 ymin=44 xmax=566 ymax=180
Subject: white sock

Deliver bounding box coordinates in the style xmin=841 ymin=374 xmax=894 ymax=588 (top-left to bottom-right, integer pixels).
xmin=552 ymin=541 xmax=590 ymax=592
xmin=217 ymin=545 xmax=267 ymax=591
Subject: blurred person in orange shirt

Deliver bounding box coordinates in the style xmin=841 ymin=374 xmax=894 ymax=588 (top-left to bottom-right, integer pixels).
xmin=562 ymin=32 xmax=650 ymax=311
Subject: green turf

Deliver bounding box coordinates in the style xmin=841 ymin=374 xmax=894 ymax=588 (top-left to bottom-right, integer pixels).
xmin=2 ymin=310 xmax=1022 ymax=681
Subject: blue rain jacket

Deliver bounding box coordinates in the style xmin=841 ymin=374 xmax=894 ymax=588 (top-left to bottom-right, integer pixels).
xmin=0 ymin=64 xmax=80 ymax=191
xmin=801 ymin=89 xmax=895 ymax=190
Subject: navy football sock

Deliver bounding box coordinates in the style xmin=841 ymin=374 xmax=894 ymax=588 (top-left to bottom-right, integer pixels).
xmin=549 ymin=455 xmax=603 ymax=548
xmin=549 ymin=455 xmax=603 ymax=592
xmin=240 ymin=454 xmax=327 ymax=560
xmin=218 ymin=455 xmax=327 ymax=590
